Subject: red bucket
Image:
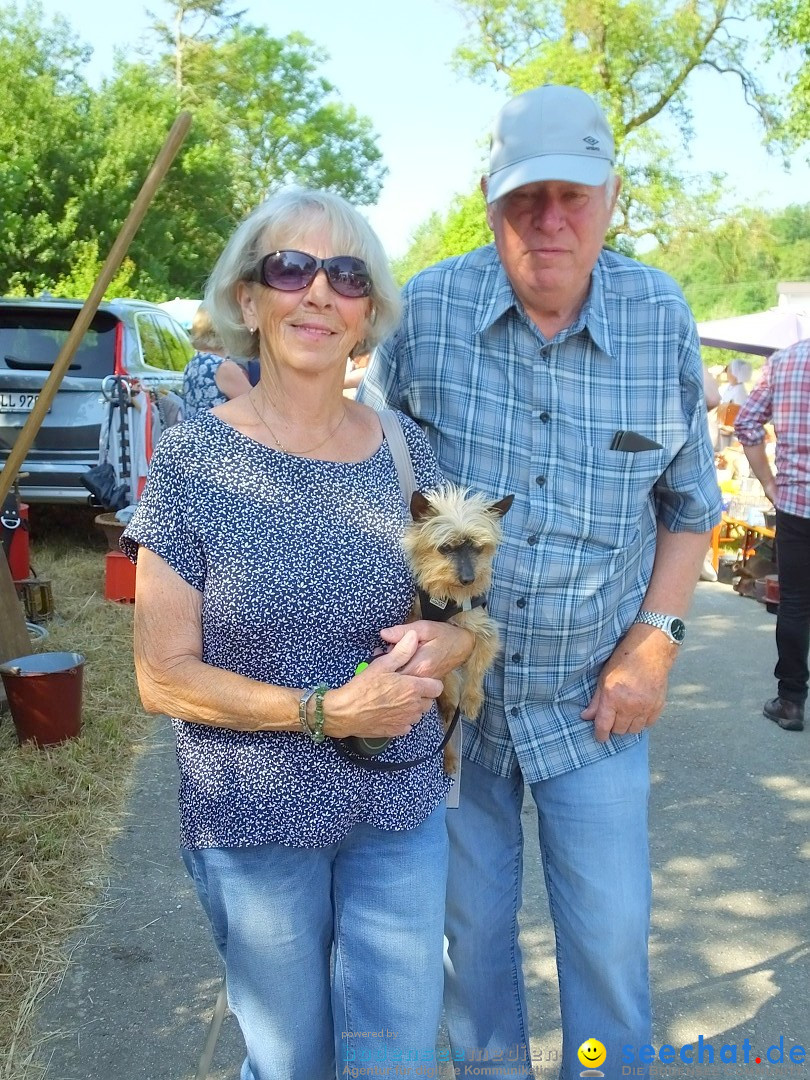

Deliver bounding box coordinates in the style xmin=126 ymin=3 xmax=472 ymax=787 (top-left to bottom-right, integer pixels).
xmin=0 ymin=652 xmax=85 ymax=747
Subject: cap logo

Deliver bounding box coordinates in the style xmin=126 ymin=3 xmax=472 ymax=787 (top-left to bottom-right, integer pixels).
xmin=583 ymin=136 xmax=600 ymax=151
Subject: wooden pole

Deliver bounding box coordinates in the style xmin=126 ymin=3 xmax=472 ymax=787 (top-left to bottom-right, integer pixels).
xmin=0 ymin=111 xmax=192 ymax=667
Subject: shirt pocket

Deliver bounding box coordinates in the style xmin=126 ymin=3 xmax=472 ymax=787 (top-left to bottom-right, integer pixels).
xmin=556 ymin=430 xmax=669 ymax=550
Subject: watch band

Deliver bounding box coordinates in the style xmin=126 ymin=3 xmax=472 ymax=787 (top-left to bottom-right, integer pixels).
xmin=633 ymin=610 xmax=686 ymax=644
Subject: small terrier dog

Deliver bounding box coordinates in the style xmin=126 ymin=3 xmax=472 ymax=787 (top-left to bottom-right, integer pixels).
xmin=402 ymin=486 xmax=514 ymax=770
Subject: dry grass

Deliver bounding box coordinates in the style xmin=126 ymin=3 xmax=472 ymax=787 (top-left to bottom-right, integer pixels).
xmin=0 ymin=507 xmax=155 ymax=1079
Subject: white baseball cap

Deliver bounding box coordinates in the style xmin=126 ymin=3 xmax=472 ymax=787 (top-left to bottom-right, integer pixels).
xmin=487 ymin=85 xmax=615 ymax=203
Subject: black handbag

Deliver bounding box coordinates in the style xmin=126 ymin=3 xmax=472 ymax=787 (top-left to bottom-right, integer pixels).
xmin=81 ymin=462 xmax=130 ymax=511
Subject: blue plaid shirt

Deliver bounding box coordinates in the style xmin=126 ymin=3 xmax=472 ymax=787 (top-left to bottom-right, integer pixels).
xmin=359 ymin=244 xmax=721 ymax=782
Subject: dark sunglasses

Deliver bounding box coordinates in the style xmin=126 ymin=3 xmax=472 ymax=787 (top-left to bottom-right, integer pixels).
xmin=250 ymin=249 xmax=373 ymax=298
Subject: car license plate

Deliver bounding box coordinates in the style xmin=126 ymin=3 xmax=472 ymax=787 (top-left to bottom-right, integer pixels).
xmin=0 ymin=392 xmax=40 ymax=412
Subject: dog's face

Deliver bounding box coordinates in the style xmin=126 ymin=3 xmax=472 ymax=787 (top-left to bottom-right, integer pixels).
xmin=403 ymin=487 xmax=514 ymax=600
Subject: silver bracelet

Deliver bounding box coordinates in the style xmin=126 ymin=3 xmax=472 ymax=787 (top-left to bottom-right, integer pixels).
xmin=298 ymin=685 xmax=321 ymax=736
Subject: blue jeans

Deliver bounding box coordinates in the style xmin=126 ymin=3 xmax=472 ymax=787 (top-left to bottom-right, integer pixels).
xmin=444 ymin=739 xmax=651 ymax=1080
xmin=184 ymin=806 xmax=448 ymax=1080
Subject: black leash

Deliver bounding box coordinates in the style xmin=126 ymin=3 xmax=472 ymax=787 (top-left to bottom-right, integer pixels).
xmin=332 ymin=704 xmax=461 ymax=772
xmin=332 ymin=592 xmax=485 ymax=772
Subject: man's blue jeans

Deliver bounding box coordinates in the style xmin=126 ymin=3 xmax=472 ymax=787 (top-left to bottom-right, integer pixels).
xmin=444 ymin=738 xmax=652 ymax=1080
xmin=183 ymin=805 xmax=448 ymax=1080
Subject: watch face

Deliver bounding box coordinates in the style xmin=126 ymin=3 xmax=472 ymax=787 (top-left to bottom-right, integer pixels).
xmin=670 ymin=618 xmax=686 ymax=643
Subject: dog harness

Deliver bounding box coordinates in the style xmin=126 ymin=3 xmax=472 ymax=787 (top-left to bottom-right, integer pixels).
xmin=417 ymin=588 xmax=488 ymax=623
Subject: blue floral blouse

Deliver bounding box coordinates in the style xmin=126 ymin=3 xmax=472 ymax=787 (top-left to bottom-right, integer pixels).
xmin=121 ymin=410 xmax=450 ymax=849
xmin=181 ymin=352 xmax=232 ymax=419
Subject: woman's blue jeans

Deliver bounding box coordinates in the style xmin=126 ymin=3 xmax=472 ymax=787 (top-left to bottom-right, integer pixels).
xmin=183 ymin=805 xmax=448 ymax=1080
xmin=444 ymin=738 xmax=652 ymax=1080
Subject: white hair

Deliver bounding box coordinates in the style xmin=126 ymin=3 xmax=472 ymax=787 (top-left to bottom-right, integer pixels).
xmin=204 ymin=188 xmax=401 ymax=360
xmin=604 ymin=168 xmax=620 ymax=207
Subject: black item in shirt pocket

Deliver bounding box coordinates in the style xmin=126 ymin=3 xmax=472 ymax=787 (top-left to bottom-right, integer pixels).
xmin=610 ymin=430 xmax=664 ymax=453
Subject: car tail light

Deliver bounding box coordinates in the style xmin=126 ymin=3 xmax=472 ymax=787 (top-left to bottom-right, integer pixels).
xmin=113 ymin=321 xmax=126 ymax=375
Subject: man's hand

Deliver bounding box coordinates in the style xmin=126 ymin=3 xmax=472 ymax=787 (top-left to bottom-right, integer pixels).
xmin=379 ymin=620 xmax=474 ymax=680
xmin=581 ymin=624 xmax=678 ymax=742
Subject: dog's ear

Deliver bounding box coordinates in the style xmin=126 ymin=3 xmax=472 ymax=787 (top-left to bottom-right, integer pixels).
xmin=490 ymin=494 xmax=515 ymax=518
xmin=410 ymin=491 xmax=433 ymax=521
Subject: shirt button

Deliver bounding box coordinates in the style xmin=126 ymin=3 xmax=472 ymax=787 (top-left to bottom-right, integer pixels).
xmin=511 ymin=652 xmax=522 ymax=663
xmin=510 ymin=707 xmax=519 ymax=717
xmin=527 ymin=535 xmax=538 ymax=546
xmin=539 ymin=412 xmax=550 ymax=423
xmin=535 ymin=475 xmax=546 ymax=487
xmin=516 ymin=598 xmax=526 ymax=608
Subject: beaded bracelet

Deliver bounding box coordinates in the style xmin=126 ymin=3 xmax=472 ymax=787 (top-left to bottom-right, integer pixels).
xmin=299 ymin=683 xmax=328 ymax=744
xmin=312 ymin=685 xmax=328 ymax=744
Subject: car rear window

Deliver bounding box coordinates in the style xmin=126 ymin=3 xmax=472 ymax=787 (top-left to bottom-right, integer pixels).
xmin=0 ymin=309 xmax=117 ymax=379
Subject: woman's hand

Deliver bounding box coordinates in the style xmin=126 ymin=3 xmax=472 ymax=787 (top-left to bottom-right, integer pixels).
xmin=323 ymin=630 xmax=443 ymax=739
xmin=378 ymin=620 xmax=475 ymax=680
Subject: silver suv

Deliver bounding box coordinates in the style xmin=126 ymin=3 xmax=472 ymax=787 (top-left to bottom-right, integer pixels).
xmin=0 ymin=297 xmax=193 ymax=503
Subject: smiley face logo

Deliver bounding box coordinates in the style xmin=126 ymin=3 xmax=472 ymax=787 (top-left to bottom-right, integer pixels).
xmin=577 ymin=1038 xmax=607 ymax=1069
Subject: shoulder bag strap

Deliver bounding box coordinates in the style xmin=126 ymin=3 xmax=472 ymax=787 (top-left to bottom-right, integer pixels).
xmin=378 ymin=409 xmax=416 ymax=505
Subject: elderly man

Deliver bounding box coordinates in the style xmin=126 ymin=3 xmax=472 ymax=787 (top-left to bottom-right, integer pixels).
xmin=360 ymin=85 xmax=721 ymax=1079
xmin=735 ymin=340 xmax=810 ymax=732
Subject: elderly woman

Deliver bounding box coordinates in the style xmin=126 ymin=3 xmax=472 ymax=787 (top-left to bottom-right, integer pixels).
xmin=121 ymin=189 xmax=472 ymax=1080
xmin=181 ymin=304 xmax=253 ymax=419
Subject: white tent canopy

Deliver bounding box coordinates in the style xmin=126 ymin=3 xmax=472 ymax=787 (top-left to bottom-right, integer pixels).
xmin=697 ymin=307 xmax=810 ymax=357
xmin=158 ymin=297 xmax=201 ymax=331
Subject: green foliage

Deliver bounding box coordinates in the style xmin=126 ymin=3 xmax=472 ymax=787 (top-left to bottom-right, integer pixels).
xmin=393 ymin=190 xmax=493 ymax=285
xmin=449 ymin=0 xmax=779 ymax=244
xmin=85 ymin=61 xmax=237 ymax=299
xmin=202 ymin=26 xmax=384 ymax=214
xmin=50 ymin=241 xmax=137 ymax=301
xmin=758 ymin=0 xmax=810 ymax=147
xmin=642 ymin=202 xmax=810 ymax=320
xmin=0 ymin=1 xmax=99 ymax=294
xmin=0 ymin=0 xmax=385 ymax=299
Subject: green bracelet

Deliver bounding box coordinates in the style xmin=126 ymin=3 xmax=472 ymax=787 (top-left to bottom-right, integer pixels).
xmin=311 ymin=684 xmax=328 ymax=744
xmin=299 ymin=683 xmax=328 ymax=744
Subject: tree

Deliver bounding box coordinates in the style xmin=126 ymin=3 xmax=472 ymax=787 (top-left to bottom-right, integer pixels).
xmin=146 ymin=1 xmax=385 ymax=213
xmin=85 ymin=62 xmax=238 ymax=299
xmin=445 ymin=0 xmax=778 ymax=245
xmin=0 ymin=1 xmax=100 ymax=294
xmin=759 ymin=0 xmax=810 ymax=147
xmin=146 ymin=0 xmax=241 ymax=93
xmin=51 ymin=241 xmax=137 ymax=300
xmin=641 ymin=203 xmax=810 ymax=320
xmin=195 ymin=25 xmax=385 ymax=213
xmin=0 ymin=0 xmax=386 ymax=298
xmin=393 ymin=192 xmax=493 ymax=285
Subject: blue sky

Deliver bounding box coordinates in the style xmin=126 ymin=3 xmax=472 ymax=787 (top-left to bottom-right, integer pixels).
xmin=39 ymin=0 xmax=810 ymax=258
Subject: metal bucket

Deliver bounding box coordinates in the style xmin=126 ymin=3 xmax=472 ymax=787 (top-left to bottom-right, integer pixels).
xmin=0 ymin=652 xmax=85 ymax=747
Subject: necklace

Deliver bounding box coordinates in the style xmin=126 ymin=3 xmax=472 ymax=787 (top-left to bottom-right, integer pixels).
xmin=248 ymin=392 xmax=346 ymax=456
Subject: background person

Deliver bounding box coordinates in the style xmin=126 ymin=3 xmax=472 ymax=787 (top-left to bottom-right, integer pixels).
xmin=701 ymin=367 xmax=722 ymax=580
xmin=123 ymin=188 xmax=473 ymax=1080
xmin=181 ymin=304 xmax=252 ymax=419
xmin=735 ymin=339 xmax=810 ymax=732
xmin=715 ymin=357 xmax=752 ymax=449
xmin=359 ymin=85 xmax=721 ymax=1080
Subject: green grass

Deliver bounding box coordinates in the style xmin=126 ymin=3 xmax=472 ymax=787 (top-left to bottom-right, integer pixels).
xmin=0 ymin=507 xmax=154 ymax=1079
